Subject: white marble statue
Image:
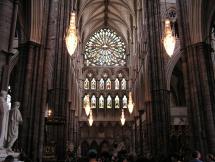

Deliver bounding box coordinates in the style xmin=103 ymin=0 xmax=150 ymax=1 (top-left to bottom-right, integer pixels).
xmin=6 ymin=102 xmax=22 ymax=151
xmin=0 ymin=90 xmax=9 ymax=149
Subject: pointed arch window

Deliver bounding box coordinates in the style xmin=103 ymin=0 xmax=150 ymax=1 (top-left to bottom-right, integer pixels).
xmin=115 ymin=95 xmax=120 ymax=109
xmin=84 ymin=28 xmax=126 ymax=66
xmin=122 ymin=95 xmax=128 ymax=108
xmin=115 ymin=78 xmax=120 ymax=90
xmin=91 ymin=78 xmax=96 ymax=89
xmin=99 ymin=95 xmax=104 ymax=108
xmin=121 ymin=78 xmax=126 ymax=90
xmin=83 ymin=95 xmax=88 ymax=107
xmin=99 ymin=78 xmax=105 ymax=90
xmin=107 ymin=95 xmax=112 ymax=109
xmin=84 ymin=78 xmax=89 ymax=89
xmin=106 ymin=78 xmax=111 ymax=90
xmin=91 ymin=95 xmax=96 ymax=109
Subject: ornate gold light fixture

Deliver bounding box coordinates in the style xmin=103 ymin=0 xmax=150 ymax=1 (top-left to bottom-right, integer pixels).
xmin=120 ymin=109 xmax=125 ymax=126
xmin=163 ymin=19 xmax=176 ymax=57
xmin=84 ymin=94 xmax=91 ymax=116
xmin=88 ymin=110 xmax=93 ymax=126
xmin=128 ymin=92 xmax=134 ymax=114
xmin=66 ymin=12 xmax=78 ymax=56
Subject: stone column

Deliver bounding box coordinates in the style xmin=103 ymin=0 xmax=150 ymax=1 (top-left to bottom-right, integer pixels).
xmin=143 ymin=0 xmax=170 ymax=156
xmin=177 ymin=0 xmax=215 ymax=154
xmin=0 ymin=0 xmax=18 ymax=89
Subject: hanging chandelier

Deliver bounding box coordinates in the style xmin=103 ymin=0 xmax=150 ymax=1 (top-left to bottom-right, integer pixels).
xmin=163 ymin=19 xmax=176 ymax=57
xmin=121 ymin=109 xmax=125 ymax=126
xmin=88 ymin=110 xmax=93 ymax=126
xmin=66 ymin=12 xmax=78 ymax=56
xmin=84 ymin=95 xmax=91 ymax=116
xmin=128 ymin=92 xmax=134 ymax=114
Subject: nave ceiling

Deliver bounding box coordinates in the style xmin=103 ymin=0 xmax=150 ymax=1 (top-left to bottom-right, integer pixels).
xmin=77 ymin=0 xmax=136 ymax=46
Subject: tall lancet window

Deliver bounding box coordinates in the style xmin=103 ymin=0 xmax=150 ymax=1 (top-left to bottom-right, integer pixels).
xmin=122 ymin=95 xmax=128 ymax=108
xmin=121 ymin=78 xmax=126 ymax=90
xmin=115 ymin=95 xmax=120 ymax=109
xmin=115 ymin=78 xmax=120 ymax=90
xmin=84 ymin=78 xmax=89 ymax=90
xmin=83 ymin=95 xmax=88 ymax=107
xmin=99 ymin=95 xmax=104 ymax=108
xmin=91 ymin=95 xmax=96 ymax=109
xmin=91 ymin=78 xmax=96 ymax=90
xmin=106 ymin=78 xmax=111 ymax=90
xmin=107 ymin=95 xmax=112 ymax=109
xmin=99 ymin=78 xmax=105 ymax=90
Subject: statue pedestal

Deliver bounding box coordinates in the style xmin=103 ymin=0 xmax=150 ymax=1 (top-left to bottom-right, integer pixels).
xmin=0 ymin=149 xmax=23 ymax=162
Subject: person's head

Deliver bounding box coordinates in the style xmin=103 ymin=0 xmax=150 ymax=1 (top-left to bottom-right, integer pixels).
xmin=192 ymin=151 xmax=201 ymax=159
xmin=0 ymin=90 xmax=7 ymax=100
xmin=88 ymin=149 xmax=97 ymax=162
xmin=4 ymin=155 xmax=14 ymax=162
xmin=13 ymin=102 xmax=20 ymax=109
xmin=207 ymin=154 xmax=215 ymax=161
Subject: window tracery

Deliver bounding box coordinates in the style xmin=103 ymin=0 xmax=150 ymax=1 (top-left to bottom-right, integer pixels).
xmin=106 ymin=78 xmax=111 ymax=90
xmin=99 ymin=78 xmax=105 ymax=90
xmin=122 ymin=95 xmax=128 ymax=108
xmin=84 ymin=78 xmax=89 ymax=89
xmin=91 ymin=95 xmax=96 ymax=109
xmin=91 ymin=78 xmax=96 ymax=90
xmin=115 ymin=95 xmax=120 ymax=109
xmin=115 ymin=78 xmax=120 ymax=90
xmin=99 ymin=95 xmax=104 ymax=108
xmin=84 ymin=28 xmax=126 ymax=66
xmin=121 ymin=78 xmax=126 ymax=90
xmin=107 ymin=95 xmax=112 ymax=109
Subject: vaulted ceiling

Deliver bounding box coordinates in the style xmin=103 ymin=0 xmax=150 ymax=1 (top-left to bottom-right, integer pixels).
xmin=77 ymin=0 xmax=136 ymax=46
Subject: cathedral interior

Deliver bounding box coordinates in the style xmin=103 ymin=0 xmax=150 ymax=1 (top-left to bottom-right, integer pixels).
xmin=0 ymin=0 xmax=215 ymax=162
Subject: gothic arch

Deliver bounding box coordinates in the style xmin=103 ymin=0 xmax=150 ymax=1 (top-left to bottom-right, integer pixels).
xmin=166 ymin=43 xmax=182 ymax=90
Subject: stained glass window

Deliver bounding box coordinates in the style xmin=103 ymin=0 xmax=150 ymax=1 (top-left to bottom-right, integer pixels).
xmin=91 ymin=95 xmax=96 ymax=109
xmin=99 ymin=95 xmax=104 ymax=108
xmin=115 ymin=78 xmax=120 ymax=90
xmin=123 ymin=95 xmax=128 ymax=108
xmin=121 ymin=78 xmax=126 ymax=90
xmin=99 ymin=78 xmax=105 ymax=90
xmin=84 ymin=78 xmax=89 ymax=90
xmin=107 ymin=95 xmax=112 ymax=109
xmin=83 ymin=95 xmax=88 ymax=107
xmin=91 ymin=78 xmax=96 ymax=89
xmin=106 ymin=78 xmax=111 ymax=90
xmin=84 ymin=28 xmax=126 ymax=66
xmin=115 ymin=95 xmax=120 ymax=109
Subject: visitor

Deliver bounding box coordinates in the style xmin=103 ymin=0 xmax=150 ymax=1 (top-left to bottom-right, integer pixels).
xmin=4 ymin=155 xmax=14 ymax=162
xmin=190 ymin=151 xmax=203 ymax=162
xmin=206 ymin=154 xmax=215 ymax=162
xmin=88 ymin=149 xmax=98 ymax=162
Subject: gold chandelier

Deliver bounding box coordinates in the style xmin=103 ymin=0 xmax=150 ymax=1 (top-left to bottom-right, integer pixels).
xmin=66 ymin=12 xmax=78 ymax=56
xmin=84 ymin=94 xmax=91 ymax=116
xmin=163 ymin=19 xmax=176 ymax=57
xmin=128 ymin=92 xmax=134 ymax=114
xmin=120 ymin=109 xmax=125 ymax=126
xmin=88 ymin=110 xmax=93 ymax=126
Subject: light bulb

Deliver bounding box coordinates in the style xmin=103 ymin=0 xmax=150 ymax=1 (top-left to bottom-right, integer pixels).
xmin=163 ymin=19 xmax=176 ymax=57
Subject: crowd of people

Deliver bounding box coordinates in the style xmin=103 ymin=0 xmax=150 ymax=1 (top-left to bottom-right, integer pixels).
xmin=2 ymin=150 xmax=215 ymax=162
xmin=65 ymin=149 xmax=215 ymax=162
